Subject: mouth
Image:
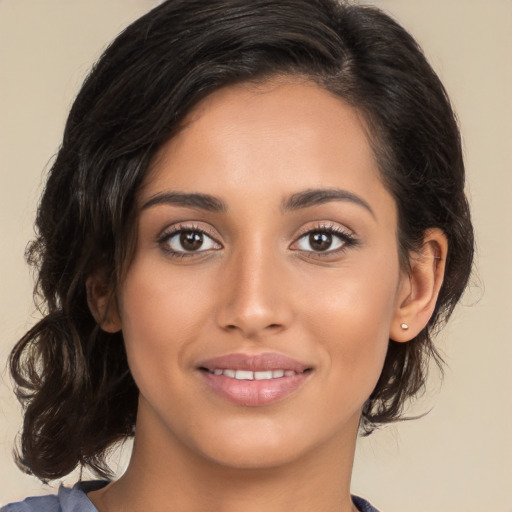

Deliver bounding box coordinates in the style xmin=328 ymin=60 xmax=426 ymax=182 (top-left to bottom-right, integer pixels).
xmin=197 ymin=353 xmax=313 ymax=406
xmin=201 ymin=368 xmax=302 ymax=380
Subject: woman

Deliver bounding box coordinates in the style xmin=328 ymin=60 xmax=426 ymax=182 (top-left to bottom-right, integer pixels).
xmin=3 ymin=1 xmax=473 ymax=511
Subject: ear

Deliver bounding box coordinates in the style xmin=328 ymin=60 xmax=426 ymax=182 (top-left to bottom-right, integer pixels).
xmin=390 ymin=228 xmax=448 ymax=342
xmin=86 ymin=274 xmax=122 ymax=333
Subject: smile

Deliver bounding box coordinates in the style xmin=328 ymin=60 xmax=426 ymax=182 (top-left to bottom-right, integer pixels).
xmin=198 ymin=353 xmax=312 ymax=406
xmin=206 ymin=369 xmax=298 ymax=380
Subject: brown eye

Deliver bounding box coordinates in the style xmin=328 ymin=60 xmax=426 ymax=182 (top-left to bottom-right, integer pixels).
xmin=309 ymin=232 xmax=333 ymax=251
xmin=180 ymin=231 xmax=204 ymax=251
xmin=162 ymin=228 xmax=220 ymax=255
xmin=294 ymin=227 xmax=350 ymax=254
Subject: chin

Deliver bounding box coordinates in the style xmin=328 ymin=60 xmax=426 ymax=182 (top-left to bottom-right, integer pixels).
xmin=200 ymin=440 xmax=307 ymax=471
xmin=186 ymin=410 xmax=359 ymax=471
xmin=173 ymin=414 xmax=308 ymax=470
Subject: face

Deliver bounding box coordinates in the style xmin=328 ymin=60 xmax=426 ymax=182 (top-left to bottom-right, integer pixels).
xmin=114 ymin=80 xmax=407 ymax=469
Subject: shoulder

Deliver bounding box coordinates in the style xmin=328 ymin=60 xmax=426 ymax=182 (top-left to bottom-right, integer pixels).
xmin=3 ymin=485 xmax=377 ymax=512
xmin=352 ymin=495 xmax=381 ymax=512
xmin=1 ymin=481 xmax=109 ymax=512
xmin=1 ymin=494 xmax=61 ymax=512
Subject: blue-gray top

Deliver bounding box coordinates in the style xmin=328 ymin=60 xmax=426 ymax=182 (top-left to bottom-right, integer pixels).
xmin=2 ymin=481 xmax=380 ymax=512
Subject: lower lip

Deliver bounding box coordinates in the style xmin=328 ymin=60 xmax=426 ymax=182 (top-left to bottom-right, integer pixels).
xmin=200 ymin=371 xmax=310 ymax=406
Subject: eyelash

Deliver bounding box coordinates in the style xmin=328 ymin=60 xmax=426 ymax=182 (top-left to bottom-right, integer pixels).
xmin=291 ymin=223 xmax=359 ymax=259
xmin=157 ymin=222 xmax=359 ymax=260
xmin=157 ymin=223 xmax=221 ymax=259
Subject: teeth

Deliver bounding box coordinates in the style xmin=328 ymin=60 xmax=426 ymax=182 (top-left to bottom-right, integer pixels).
xmin=210 ymin=369 xmax=297 ymax=380
xmin=235 ymin=370 xmax=253 ymax=380
xmin=254 ymin=370 xmax=272 ymax=380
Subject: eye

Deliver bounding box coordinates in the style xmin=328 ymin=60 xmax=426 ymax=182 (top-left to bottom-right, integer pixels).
xmin=296 ymin=231 xmax=343 ymax=252
xmin=291 ymin=224 xmax=358 ymax=256
xmin=158 ymin=225 xmax=221 ymax=257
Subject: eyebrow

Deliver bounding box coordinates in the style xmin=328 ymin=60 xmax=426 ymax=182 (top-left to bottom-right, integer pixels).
xmin=282 ymin=188 xmax=375 ymax=218
xmin=142 ymin=192 xmax=227 ymax=212
xmin=141 ymin=187 xmax=375 ymax=218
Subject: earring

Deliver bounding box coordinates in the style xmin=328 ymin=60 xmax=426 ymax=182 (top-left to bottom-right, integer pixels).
xmin=400 ymin=323 xmax=409 ymax=330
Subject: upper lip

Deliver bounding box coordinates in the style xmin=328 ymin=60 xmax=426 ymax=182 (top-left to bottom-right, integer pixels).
xmin=198 ymin=352 xmax=312 ymax=373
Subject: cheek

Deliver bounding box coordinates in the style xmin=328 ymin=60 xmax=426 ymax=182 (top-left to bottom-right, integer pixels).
xmin=120 ymin=258 xmax=214 ymax=335
xmin=301 ymin=255 xmax=400 ymax=390
xmin=116 ymin=262 xmax=212 ymax=388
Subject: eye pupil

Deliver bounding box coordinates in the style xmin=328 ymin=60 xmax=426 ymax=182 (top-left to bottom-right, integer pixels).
xmin=180 ymin=231 xmax=203 ymax=251
xmin=309 ymin=232 xmax=332 ymax=251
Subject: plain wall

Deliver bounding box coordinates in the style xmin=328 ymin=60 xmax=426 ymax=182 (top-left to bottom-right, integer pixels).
xmin=0 ymin=1 xmax=511 ymax=510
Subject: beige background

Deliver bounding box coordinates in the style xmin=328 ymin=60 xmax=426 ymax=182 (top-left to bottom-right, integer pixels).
xmin=0 ymin=1 xmax=511 ymax=511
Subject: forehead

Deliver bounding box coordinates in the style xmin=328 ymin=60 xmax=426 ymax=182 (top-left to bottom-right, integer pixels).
xmin=141 ymin=79 xmax=392 ymax=217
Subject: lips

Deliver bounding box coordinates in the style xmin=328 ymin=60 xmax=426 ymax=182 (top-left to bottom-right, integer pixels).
xmin=207 ymin=368 xmax=297 ymax=379
xmin=198 ymin=352 xmax=312 ymax=406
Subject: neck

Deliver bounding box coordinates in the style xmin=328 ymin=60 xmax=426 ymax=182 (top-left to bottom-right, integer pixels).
xmin=89 ymin=402 xmax=361 ymax=512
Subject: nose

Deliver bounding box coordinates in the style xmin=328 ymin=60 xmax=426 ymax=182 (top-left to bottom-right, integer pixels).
xmin=215 ymin=243 xmax=293 ymax=339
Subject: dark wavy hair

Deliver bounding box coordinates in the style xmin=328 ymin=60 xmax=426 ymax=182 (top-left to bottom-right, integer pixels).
xmin=9 ymin=0 xmax=473 ymax=481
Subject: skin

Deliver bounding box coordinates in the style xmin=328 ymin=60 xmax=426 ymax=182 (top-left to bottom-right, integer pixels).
xmin=88 ymin=79 xmax=447 ymax=512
